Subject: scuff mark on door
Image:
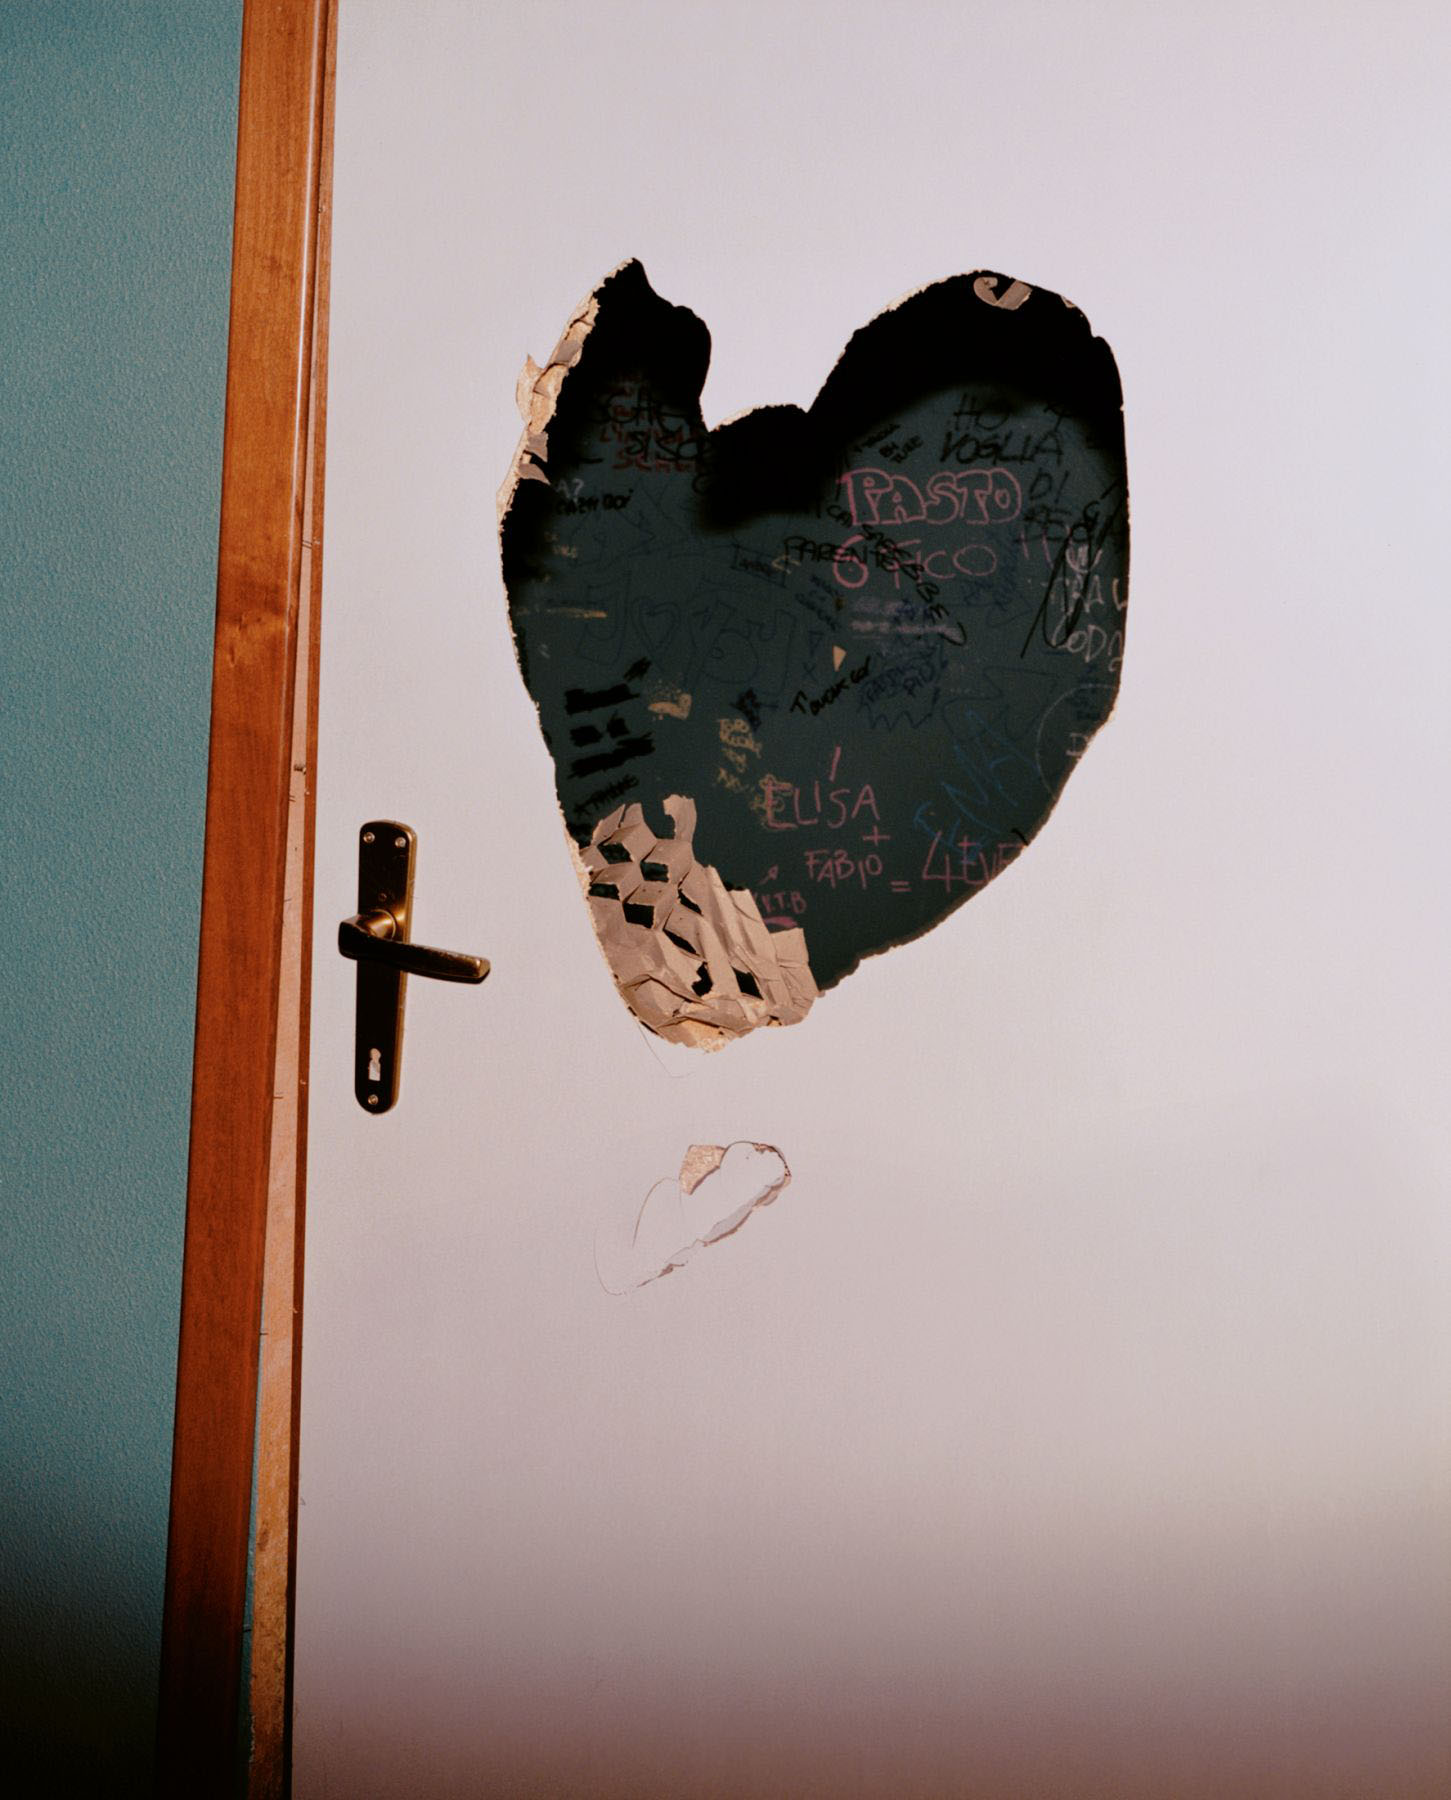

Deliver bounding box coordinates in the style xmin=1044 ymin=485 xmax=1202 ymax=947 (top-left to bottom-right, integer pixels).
xmin=595 ymin=1141 xmax=791 ymax=1293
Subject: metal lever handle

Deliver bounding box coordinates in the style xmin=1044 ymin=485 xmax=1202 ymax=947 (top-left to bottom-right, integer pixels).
xmin=340 ymin=820 xmax=489 ymax=1114
xmin=339 ymin=910 xmax=489 ymax=983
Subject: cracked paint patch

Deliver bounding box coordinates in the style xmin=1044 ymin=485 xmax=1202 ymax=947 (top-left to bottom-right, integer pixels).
xmin=581 ymin=795 xmax=816 ymax=1048
xmin=595 ymin=1142 xmax=791 ymax=1294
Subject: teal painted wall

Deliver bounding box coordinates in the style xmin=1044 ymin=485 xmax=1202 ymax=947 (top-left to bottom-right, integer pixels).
xmin=1 ymin=4 xmax=242 ymax=1792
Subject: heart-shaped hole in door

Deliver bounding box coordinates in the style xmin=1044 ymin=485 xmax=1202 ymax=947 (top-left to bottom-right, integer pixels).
xmin=500 ymin=262 xmax=1128 ymax=1048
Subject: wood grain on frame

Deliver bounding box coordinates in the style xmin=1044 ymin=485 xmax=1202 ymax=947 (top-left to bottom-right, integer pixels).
xmin=158 ymin=2 xmax=333 ymax=1792
xmin=248 ymin=3 xmax=336 ymax=1788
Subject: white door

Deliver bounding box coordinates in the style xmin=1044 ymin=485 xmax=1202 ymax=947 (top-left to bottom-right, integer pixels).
xmin=297 ymin=6 xmax=1450 ymax=1796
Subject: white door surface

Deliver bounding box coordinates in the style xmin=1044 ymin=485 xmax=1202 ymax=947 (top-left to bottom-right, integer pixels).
xmin=297 ymin=6 xmax=1450 ymax=1796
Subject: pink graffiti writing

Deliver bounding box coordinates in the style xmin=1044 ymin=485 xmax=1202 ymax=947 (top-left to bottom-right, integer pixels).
xmin=803 ymin=847 xmax=885 ymax=888
xmin=921 ymin=832 xmax=1023 ymax=891
xmin=763 ymin=775 xmax=880 ymax=832
xmin=833 ymin=534 xmax=997 ymax=592
xmin=837 ymin=466 xmax=1023 ymax=530
xmin=755 ymin=887 xmax=807 ymax=924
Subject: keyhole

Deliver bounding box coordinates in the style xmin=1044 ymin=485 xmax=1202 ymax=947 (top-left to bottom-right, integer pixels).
xmin=367 ymin=1047 xmax=382 ymax=1082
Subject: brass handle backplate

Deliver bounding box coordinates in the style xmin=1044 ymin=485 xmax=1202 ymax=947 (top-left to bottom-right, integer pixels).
xmin=338 ymin=821 xmax=489 ymax=1113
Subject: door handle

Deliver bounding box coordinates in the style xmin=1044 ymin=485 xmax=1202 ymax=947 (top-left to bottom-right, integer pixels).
xmin=339 ymin=821 xmax=489 ymax=1113
xmin=338 ymin=911 xmax=488 ymax=983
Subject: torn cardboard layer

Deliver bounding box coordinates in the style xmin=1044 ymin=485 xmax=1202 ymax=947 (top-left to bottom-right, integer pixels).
xmin=497 ymin=290 xmax=599 ymax=524
xmin=498 ymin=260 xmax=1129 ymax=1039
xmin=582 ymin=795 xmax=816 ymax=1048
xmin=595 ymin=1141 xmax=791 ymax=1294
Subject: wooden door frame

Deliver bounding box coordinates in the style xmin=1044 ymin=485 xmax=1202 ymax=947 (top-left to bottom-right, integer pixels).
xmin=157 ymin=2 xmax=336 ymax=1794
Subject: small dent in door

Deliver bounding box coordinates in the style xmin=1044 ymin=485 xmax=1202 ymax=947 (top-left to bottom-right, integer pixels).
xmin=595 ymin=1141 xmax=790 ymax=1294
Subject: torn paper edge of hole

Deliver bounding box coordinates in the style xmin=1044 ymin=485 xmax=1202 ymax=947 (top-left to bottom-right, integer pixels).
xmin=595 ymin=1141 xmax=791 ymax=1295
xmin=580 ymin=794 xmax=817 ymax=1049
xmin=495 ymin=276 xmax=609 ymax=526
